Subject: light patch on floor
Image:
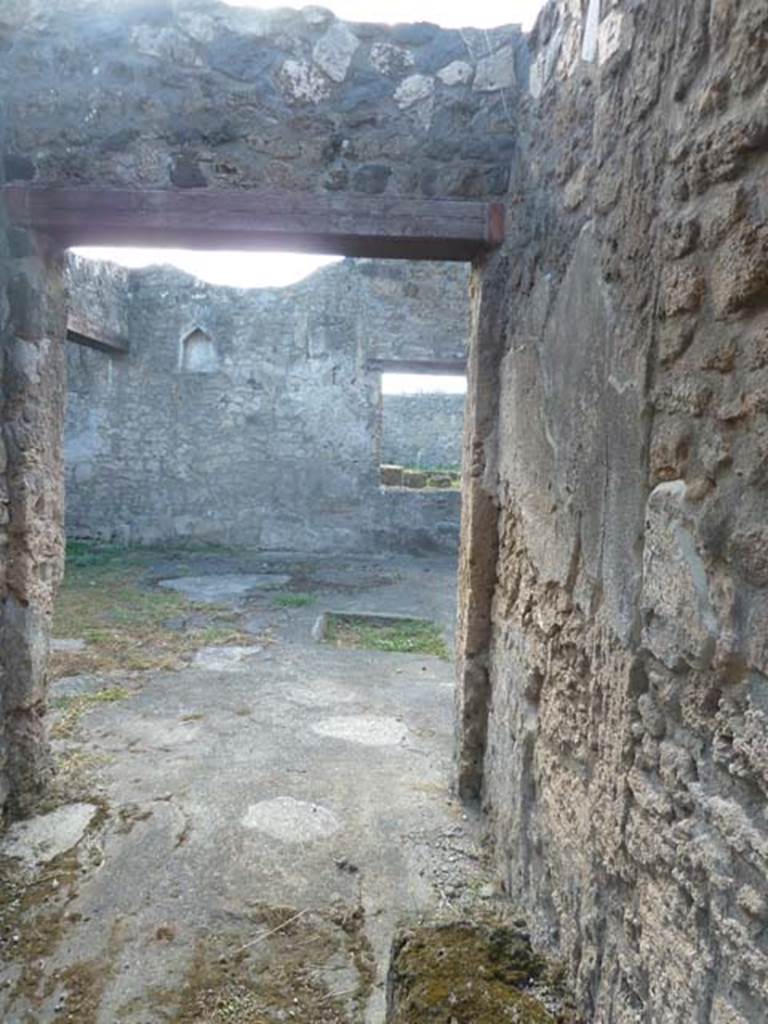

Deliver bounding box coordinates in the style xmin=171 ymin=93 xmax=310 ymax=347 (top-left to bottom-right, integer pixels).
xmin=1 ymin=803 xmax=98 ymax=867
xmin=286 ymin=680 xmax=359 ymax=707
xmin=193 ymin=644 xmax=263 ymax=670
xmin=312 ymin=714 xmax=409 ymax=746
xmin=241 ymin=796 xmax=341 ymax=842
xmin=158 ymin=573 xmax=292 ymax=603
xmin=50 ymin=638 xmax=87 ymax=653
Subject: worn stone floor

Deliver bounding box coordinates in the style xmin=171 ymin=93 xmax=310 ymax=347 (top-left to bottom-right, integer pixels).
xmin=0 ymin=551 xmax=503 ymax=1024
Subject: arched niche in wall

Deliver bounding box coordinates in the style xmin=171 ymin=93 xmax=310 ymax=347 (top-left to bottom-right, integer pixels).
xmin=180 ymin=327 xmax=218 ymax=373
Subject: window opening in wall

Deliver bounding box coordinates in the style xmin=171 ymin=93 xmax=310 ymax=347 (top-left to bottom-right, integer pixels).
xmin=379 ymin=371 xmax=466 ymax=490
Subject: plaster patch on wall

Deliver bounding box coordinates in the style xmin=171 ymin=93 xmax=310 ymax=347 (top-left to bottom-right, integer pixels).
xmin=580 ymin=0 xmax=600 ymax=62
xmin=598 ymin=10 xmax=625 ymax=66
xmin=529 ymin=21 xmax=565 ymax=99
xmin=641 ymin=480 xmax=718 ymax=671
xmin=473 ymin=46 xmax=516 ymax=92
xmin=64 ymin=406 xmax=108 ymax=465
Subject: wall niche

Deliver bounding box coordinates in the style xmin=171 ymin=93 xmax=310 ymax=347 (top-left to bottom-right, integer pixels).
xmin=181 ymin=328 xmax=218 ymax=373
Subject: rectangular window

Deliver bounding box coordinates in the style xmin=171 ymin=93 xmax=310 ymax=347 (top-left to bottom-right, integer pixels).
xmin=379 ymin=371 xmax=465 ymax=489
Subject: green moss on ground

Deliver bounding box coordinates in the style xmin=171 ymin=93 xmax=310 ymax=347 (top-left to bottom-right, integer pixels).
xmin=381 ymin=466 xmax=461 ymax=490
xmin=271 ymin=592 xmax=315 ymax=608
xmin=52 ymin=541 xmax=258 ymax=678
xmin=324 ymin=614 xmax=450 ymax=659
xmin=387 ymin=922 xmax=576 ymax=1024
xmin=0 ymin=802 xmax=112 ymax=1013
xmin=167 ymin=903 xmax=374 ymax=1023
xmin=50 ymin=687 xmax=132 ymax=739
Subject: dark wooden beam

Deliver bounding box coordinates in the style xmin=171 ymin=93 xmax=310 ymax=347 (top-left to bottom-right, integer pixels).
xmin=366 ymin=358 xmax=467 ymax=375
xmin=67 ymin=312 xmax=129 ymax=355
xmin=2 ymin=187 xmax=505 ymax=261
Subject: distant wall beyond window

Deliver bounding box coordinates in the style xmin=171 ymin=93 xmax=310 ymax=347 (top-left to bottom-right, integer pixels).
xmin=381 ymin=393 xmax=464 ymax=469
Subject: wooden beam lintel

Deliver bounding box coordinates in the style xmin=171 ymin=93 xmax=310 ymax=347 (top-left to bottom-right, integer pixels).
xmin=67 ymin=312 xmax=129 ymax=355
xmin=2 ymin=187 xmax=506 ymax=262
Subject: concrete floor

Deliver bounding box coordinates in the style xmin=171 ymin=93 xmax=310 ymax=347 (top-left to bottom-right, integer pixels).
xmin=0 ymin=553 xmax=495 ymax=1024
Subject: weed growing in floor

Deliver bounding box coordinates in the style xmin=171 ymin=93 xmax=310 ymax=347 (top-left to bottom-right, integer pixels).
xmin=324 ymin=615 xmax=450 ymax=659
xmin=50 ymin=687 xmax=132 ymax=739
xmin=380 ymin=465 xmax=461 ymax=490
xmin=52 ymin=541 xmax=257 ymax=678
xmin=171 ymin=902 xmax=374 ymax=1024
xmin=272 ymin=592 xmax=315 ymax=608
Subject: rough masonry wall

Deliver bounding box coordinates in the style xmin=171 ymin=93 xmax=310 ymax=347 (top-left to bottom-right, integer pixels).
xmin=0 ymin=157 xmax=67 ymax=815
xmin=476 ymin=1 xmax=768 ymax=1021
xmin=65 ymin=257 xmax=467 ymax=553
xmin=1 ymin=0 xmax=524 ymax=200
xmin=381 ymin=393 xmax=465 ymax=470
xmin=0 ymin=105 xmax=9 ymax=817
xmin=66 ymin=253 xmax=132 ymax=344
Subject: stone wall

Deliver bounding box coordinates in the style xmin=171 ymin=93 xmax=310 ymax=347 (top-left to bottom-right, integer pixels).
xmin=466 ymin=1 xmax=768 ymax=1020
xmin=1 ymin=0 xmax=524 ymax=200
xmin=0 ymin=96 xmax=8 ymax=817
xmin=65 ymin=256 xmax=467 ymax=553
xmin=381 ymin=393 xmax=465 ymax=470
xmin=0 ymin=178 xmax=67 ymax=816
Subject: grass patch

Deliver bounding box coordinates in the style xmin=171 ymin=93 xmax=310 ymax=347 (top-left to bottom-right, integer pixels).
xmin=324 ymin=614 xmax=450 ymax=659
xmin=46 ymin=749 xmax=113 ymax=809
xmin=51 ymin=541 xmax=257 ymax=678
xmin=272 ymin=592 xmax=315 ymax=609
xmin=381 ymin=466 xmax=461 ymax=490
xmin=50 ymin=687 xmax=132 ymax=739
xmin=169 ymin=902 xmax=374 ymax=1024
xmin=420 ymin=465 xmax=461 ymax=475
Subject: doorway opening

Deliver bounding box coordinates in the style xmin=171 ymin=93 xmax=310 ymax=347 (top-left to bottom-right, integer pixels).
xmin=38 ymin=243 xmax=478 ymax=1023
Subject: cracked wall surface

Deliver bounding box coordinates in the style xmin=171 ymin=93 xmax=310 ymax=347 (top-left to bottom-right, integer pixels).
xmin=65 ymin=256 xmax=467 ymax=552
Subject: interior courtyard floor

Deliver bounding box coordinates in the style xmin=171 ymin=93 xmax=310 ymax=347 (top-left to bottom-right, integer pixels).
xmin=0 ymin=550 xmax=497 ymax=1024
